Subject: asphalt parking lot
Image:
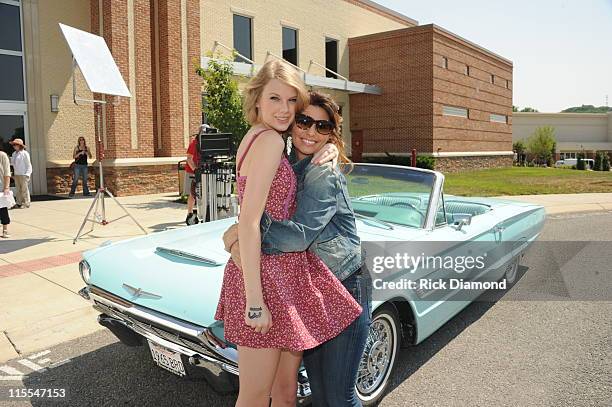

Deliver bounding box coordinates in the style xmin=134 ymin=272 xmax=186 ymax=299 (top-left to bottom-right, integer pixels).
xmin=1 ymin=211 xmax=610 ymax=407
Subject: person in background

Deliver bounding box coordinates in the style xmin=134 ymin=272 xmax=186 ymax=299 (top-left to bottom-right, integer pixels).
xmin=0 ymin=150 xmax=11 ymax=238
xmin=9 ymin=138 xmax=32 ymax=208
xmin=185 ymin=134 xmax=200 ymax=225
xmin=69 ymin=137 xmax=93 ymax=198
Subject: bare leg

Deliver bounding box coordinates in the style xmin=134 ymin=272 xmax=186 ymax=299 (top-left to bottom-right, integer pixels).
xmin=236 ymin=346 xmax=282 ymax=407
xmin=270 ymin=350 xmax=303 ymax=407
xmin=187 ymin=193 xmax=195 ymax=213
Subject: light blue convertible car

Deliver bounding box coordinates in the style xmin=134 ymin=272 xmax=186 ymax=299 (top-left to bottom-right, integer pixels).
xmin=78 ymin=164 xmax=545 ymax=405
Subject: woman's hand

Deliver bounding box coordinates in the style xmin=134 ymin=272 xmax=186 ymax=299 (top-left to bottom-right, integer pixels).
xmin=245 ymin=300 xmax=273 ymax=334
xmin=222 ymin=223 xmax=239 ymax=252
xmin=312 ymin=143 xmax=339 ymax=166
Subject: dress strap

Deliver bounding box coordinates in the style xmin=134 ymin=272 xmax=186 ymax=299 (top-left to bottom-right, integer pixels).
xmin=236 ymin=128 xmax=273 ymax=176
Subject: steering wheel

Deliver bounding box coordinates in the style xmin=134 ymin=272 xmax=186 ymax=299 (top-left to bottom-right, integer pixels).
xmin=389 ymin=201 xmax=425 ymax=221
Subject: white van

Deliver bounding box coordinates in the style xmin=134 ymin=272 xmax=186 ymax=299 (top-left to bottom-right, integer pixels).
xmin=555 ymin=158 xmax=594 ymax=169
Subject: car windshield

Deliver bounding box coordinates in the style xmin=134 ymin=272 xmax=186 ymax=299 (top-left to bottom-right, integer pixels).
xmin=344 ymin=164 xmax=436 ymax=229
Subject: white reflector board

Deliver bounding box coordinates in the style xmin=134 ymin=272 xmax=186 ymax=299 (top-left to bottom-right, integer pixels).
xmin=59 ymin=23 xmax=131 ymax=97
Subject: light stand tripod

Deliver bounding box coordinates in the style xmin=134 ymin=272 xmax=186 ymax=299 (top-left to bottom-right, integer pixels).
xmin=57 ymin=24 xmax=146 ymax=244
xmin=72 ymin=76 xmax=147 ymax=244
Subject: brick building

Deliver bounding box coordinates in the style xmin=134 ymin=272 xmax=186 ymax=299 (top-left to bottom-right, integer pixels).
xmin=0 ymin=1 xmax=512 ymax=196
xmin=349 ymin=24 xmax=514 ymax=171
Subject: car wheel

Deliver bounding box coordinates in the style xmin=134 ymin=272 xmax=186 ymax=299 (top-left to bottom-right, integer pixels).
xmin=504 ymin=256 xmax=520 ymax=285
xmin=356 ymin=304 xmax=401 ymax=406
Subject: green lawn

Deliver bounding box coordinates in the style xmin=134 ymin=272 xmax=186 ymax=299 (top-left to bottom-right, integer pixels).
xmin=444 ymin=167 xmax=612 ymax=196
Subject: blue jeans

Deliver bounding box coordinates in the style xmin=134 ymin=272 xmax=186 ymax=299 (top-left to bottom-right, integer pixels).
xmin=303 ymin=268 xmax=372 ymax=407
xmin=70 ymin=164 xmax=90 ymax=195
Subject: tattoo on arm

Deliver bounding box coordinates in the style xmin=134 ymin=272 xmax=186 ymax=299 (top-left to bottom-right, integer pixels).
xmin=248 ymin=307 xmax=263 ymax=319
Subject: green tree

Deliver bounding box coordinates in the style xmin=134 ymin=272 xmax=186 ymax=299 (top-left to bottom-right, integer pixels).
xmin=576 ymin=153 xmax=586 ymax=170
xmin=196 ymin=56 xmax=249 ymax=152
xmin=548 ymin=140 xmax=557 ymax=167
xmin=601 ymin=153 xmax=610 ymax=171
xmin=513 ymin=140 xmax=526 ymax=165
xmin=594 ymin=152 xmax=604 ymax=171
xmin=526 ymin=126 xmax=556 ymax=166
xmin=520 ymin=107 xmax=539 ymax=112
xmin=561 ymin=105 xmax=612 ymax=113
xmin=512 ymin=105 xmax=519 ymax=112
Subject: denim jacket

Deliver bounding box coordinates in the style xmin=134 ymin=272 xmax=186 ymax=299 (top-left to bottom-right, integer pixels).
xmin=260 ymin=157 xmax=362 ymax=282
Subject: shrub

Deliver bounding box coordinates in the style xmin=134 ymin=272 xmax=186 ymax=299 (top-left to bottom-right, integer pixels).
xmin=594 ymin=152 xmax=602 ymax=171
xmin=360 ymin=154 xmax=436 ymax=170
xmin=361 ymin=155 xmax=409 ymax=166
xmin=576 ymin=153 xmax=586 ymax=170
xmin=603 ymin=154 xmax=611 ymax=171
xmin=416 ymin=156 xmax=435 ymax=170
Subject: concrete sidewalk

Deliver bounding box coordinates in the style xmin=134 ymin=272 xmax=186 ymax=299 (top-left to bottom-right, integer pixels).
xmin=0 ymin=192 xmax=186 ymax=362
xmin=1 ymin=191 xmax=611 ymax=363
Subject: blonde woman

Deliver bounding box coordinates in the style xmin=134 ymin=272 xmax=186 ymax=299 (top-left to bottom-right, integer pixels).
xmin=214 ymin=60 xmax=361 ymax=407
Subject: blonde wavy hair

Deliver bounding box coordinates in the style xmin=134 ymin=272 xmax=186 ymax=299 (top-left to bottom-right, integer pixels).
xmin=243 ymin=60 xmax=309 ymax=125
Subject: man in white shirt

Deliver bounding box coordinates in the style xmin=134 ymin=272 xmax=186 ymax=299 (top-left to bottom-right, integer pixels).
xmin=0 ymin=150 xmax=11 ymax=237
xmin=9 ymin=138 xmax=32 ymax=208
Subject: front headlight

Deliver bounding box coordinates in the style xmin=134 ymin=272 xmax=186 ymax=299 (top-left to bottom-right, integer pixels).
xmin=79 ymin=260 xmax=91 ymax=284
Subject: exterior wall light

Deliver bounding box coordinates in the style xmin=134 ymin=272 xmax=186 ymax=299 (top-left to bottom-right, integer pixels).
xmin=50 ymin=94 xmax=60 ymax=112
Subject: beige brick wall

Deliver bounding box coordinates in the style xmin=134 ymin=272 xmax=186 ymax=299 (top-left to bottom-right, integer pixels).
xmin=201 ymin=0 xmax=412 ymax=77
xmin=200 ymin=0 xmax=414 ymax=149
xmin=35 ymin=0 xmax=95 ymax=163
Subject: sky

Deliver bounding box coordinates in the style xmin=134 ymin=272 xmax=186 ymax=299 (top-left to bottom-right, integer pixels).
xmin=374 ymin=0 xmax=612 ymax=113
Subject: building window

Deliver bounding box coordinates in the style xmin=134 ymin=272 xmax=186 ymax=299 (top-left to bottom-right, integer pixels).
xmin=561 ymin=152 xmax=577 ymax=160
xmin=232 ymin=14 xmax=252 ymax=63
xmin=0 ymin=1 xmax=25 ymax=101
xmin=442 ymin=56 xmax=448 ymax=69
xmin=443 ymin=105 xmax=468 ymax=118
xmin=282 ymin=26 xmax=298 ymax=66
xmin=490 ymin=74 xmax=495 ymax=84
xmin=465 ymin=65 xmax=470 ymax=76
xmin=325 ymin=37 xmax=338 ymax=78
xmin=490 ymin=114 xmax=507 ymax=123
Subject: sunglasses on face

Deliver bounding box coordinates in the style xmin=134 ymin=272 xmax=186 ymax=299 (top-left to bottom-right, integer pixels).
xmin=295 ymin=114 xmax=334 ymax=135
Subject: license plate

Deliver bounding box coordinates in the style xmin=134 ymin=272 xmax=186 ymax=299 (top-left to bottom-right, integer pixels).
xmin=148 ymin=340 xmax=186 ymax=376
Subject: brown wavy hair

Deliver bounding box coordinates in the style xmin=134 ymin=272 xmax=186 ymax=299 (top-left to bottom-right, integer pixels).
xmin=242 ymin=60 xmax=309 ymax=125
xmin=308 ymin=91 xmax=351 ymax=167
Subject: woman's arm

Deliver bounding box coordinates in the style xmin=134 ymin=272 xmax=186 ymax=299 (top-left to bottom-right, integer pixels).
xmin=260 ymin=163 xmax=338 ymax=252
xmin=222 ymin=163 xmax=339 ymax=256
xmin=237 ymin=130 xmax=284 ymax=334
xmin=73 ymin=147 xmax=80 ymax=160
xmin=86 ymin=147 xmax=93 ymax=158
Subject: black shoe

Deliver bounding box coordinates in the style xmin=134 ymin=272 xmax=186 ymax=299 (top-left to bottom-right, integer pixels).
xmin=83 ymin=193 xmax=92 ymax=197
xmin=186 ymin=213 xmax=200 ymax=225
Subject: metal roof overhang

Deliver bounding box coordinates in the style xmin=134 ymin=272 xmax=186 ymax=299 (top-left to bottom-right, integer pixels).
xmin=200 ymin=56 xmax=382 ymax=95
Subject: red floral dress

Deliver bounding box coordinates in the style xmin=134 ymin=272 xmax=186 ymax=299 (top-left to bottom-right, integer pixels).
xmin=215 ymin=130 xmax=362 ymax=351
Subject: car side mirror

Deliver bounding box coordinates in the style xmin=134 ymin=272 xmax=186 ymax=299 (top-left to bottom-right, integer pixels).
xmin=452 ymin=213 xmax=472 ymax=231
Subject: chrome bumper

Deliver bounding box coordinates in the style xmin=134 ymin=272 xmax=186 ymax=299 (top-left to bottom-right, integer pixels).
xmin=79 ymin=286 xmax=239 ymax=375
xmin=78 ymin=286 xmax=312 ymax=399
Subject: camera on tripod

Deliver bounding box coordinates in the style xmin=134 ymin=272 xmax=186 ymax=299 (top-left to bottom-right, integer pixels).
xmin=194 ymin=125 xmax=237 ymax=223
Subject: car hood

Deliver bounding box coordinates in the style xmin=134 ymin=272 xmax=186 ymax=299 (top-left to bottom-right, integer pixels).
xmin=85 ymin=217 xmax=235 ymax=327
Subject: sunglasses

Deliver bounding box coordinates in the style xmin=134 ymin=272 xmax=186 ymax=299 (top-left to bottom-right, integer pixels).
xmin=295 ymin=114 xmax=334 ymax=135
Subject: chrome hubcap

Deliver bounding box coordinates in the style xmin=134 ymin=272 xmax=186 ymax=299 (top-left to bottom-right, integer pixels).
xmin=356 ymin=316 xmax=394 ymax=395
